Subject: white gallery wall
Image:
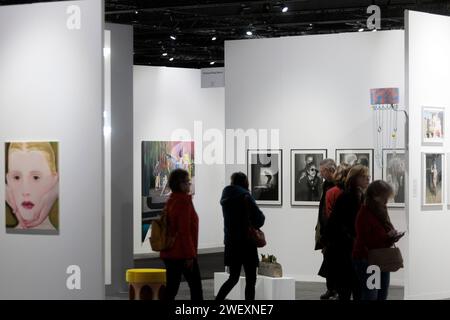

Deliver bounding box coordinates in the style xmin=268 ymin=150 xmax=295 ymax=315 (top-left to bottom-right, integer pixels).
xmin=225 ymin=31 xmax=408 ymax=285
xmin=406 ymin=11 xmax=450 ymax=299
xmin=105 ymin=23 xmax=134 ymax=294
xmin=0 ymin=0 xmax=104 ymax=299
xmin=133 ymin=66 xmax=225 ymax=255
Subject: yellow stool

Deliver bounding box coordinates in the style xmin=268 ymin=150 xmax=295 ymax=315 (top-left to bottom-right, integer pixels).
xmin=126 ymin=268 xmax=167 ymax=300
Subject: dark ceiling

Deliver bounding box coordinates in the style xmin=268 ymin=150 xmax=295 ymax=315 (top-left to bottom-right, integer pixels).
xmin=1 ymin=0 xmax=450 ymax=68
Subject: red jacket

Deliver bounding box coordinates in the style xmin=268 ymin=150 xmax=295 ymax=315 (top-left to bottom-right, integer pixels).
xmin=160 ymin=192 xmax=199 ymax=260
xmin=352 ymin=205 xmax=393 ymax=260
xmin=325 ymin=186 xmax=343 ymax=219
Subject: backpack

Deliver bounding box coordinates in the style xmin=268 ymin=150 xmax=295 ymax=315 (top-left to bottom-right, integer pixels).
xmin=150 ymin=207 xmax=175 ymax=251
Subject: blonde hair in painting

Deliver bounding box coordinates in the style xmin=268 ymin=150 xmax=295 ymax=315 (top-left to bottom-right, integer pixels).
xmin=8 ymin=142 xmax=57 ymax=174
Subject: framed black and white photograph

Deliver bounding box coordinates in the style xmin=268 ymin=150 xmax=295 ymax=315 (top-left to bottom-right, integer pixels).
xmin=291 ymin=149 xmax=327 ymax=206
xmin=382 ymin=149 xmax=406 ymax=207
xmin=422 ymin=106 xmax=444 ymax=145
xmin=247 ymin=149 xmax=282 ymax=206
xmin=422 ymin=153 xmax=444 ymax=207
xmin=335 ymin=149 xmax=374 ymax=180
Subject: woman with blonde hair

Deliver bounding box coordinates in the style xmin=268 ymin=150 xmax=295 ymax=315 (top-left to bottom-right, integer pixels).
xmin=5 ymin=142 xmax=59 ymax=231
xmin=318 ymin=162 xmax=351 ymax=300
xmin=325 ymin=163 xmax=351 ymax=218
xmin=324 ymin=164 xmax=370 ymax=300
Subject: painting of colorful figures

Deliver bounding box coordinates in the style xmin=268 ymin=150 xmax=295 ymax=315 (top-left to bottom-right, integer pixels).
xmin=141 ymin=141 xmax=194 ymax=244
xmin=422 ymin=107 xmax=444 ymax=145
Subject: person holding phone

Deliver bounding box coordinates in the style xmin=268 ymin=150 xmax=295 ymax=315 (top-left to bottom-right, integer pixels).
xmin=353 ymin=180 xmax=405 ymax=300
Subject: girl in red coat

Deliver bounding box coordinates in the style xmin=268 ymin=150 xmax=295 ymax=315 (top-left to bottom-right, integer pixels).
xmin=353 ymin=180 xmax=404 ymax=300
xmin=160 ymin=169 xmax=203 ymax=300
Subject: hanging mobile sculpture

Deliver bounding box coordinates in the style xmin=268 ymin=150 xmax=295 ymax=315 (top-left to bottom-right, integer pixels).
xmin=370 ymin=88 xmax=403 ymax=169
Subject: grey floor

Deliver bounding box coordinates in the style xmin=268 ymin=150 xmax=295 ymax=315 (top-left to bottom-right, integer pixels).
xmin=108 ymin=279 xmax=404 ymax=300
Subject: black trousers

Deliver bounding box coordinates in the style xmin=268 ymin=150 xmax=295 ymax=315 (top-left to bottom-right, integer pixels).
xmin=215 ymin=259 xmax=257 ymax=300
xmin=163 ymin=258 xmax=203 ymax=301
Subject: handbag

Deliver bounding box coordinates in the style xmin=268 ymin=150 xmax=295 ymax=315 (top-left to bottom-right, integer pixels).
xmin=244 ymin=195 xmax=266 ymax=248
xmin=248 ymin=226 xmax=266 ymax=248
xmin=368 ymin=245 xmax=403 ymax=272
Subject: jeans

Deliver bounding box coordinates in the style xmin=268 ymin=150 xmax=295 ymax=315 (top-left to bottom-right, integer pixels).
xmin=215 ymin=260 xmax=257 ymax=300
xmin=163 ymin=258 xmax=203 ymax=301
xmin=354 ymin=259 xmax=390 ymax=300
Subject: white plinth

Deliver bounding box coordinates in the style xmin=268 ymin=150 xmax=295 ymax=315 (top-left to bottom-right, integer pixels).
xmin=214 ymin=272 xmax=295 ymax=300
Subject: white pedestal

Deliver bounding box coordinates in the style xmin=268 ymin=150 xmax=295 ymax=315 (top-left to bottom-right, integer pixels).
xmin=214 ymin=272 xmax=295 ymax=300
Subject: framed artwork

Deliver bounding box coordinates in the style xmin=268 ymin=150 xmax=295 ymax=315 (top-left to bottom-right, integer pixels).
xmin=141 ymin=141 xmax=195 ymax=244
xmin=247 ymin=149 xmax=282 ymax=206
xmin=370 ymin=88 xmax=400 ymax=105
xmin=382 ymin=149 xmax=406 ymax=207
xmin=5 ymin=141 xmax=59 ymax=234
xmin=335 ymin=149 xmax=374 ymax=180
xmin=422 ymin=107 xmax=444 ymax=145
xmin=290 ymin=149 xmax=327 ymax=206
xmin=422 ymin=153 xmax=444 ymax=206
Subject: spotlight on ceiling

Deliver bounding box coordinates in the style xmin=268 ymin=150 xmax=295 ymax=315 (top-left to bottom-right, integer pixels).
xmin=170 ymin=35 xmax=177 ymax=40
xmin=162 ymin=52 xmax=168 ymax=56
xmin=210 ymin=61 xmax=215 ymax=65
xmin=281 ymin=5 xmax=288 ymax=13
xmin=135 ymin=10 xmax=138 ymax=14
xmin=358 ymin=28 xmax=364 ymax=32
xmin=246 ymin=31 xmax=253 ymax=36
xmin=169 ymin=57 xmax=174 ymax=61
xmin=212 ymin=36 xmax=217 ymax=41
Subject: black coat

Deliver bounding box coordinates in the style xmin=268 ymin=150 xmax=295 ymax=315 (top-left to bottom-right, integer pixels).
xmin=314 ymin=179 xmax=334 ymax=250
xmin=323 ymin=188 xmax=364 ymax=292
xmin=220 ymin=185 xmax=265 ymax=266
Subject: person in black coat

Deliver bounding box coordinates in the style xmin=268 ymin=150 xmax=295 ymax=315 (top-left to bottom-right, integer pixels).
xmin=314 ymin=159 xmax=336 ymax=299
xmin=216 ymin=172 xmax=265 ymax=300
xmin=324 ymin=164 xmax=370 ymax=300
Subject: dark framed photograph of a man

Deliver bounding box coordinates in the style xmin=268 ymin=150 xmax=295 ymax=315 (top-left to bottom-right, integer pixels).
xmin=336 ymin=149 xmax=374 ymax=181
xmin=382 ymin=149 xmax=406 ymax=207
xmin=422 ymin=153 xmax=444 ymax=207
xmin=247 ymin=149 xmax=282 ymax=206
xmin=291 ymin=149 xmax=327 ymax=206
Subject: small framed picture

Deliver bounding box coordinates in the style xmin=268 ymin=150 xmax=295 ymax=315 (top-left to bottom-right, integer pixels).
xmin=422 ymin=106 xmax=444 ymax=145
xmin=422 ymin=153 xmax=444 ymax=207
xmin=247 ymin=149 xmax=282 ymax=206
xmin=335 ymin=149 xmax=374 ymax=181
xmin=382 ymin=149 xmax=406 ymax=207
xmin=290 ymin=149 xmax=327 ymax=206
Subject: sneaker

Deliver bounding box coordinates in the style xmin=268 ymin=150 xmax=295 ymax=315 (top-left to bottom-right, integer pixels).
xmin=320 ymin=290 xmax=336 ymax=300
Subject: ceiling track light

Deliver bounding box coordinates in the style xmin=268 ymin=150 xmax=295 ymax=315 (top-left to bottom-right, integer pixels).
xmin=212 ymin=36 xmax=217 ymax=41
xmin=170 ymin=35 xmax=177 ymax=40
xmin=162 ymin=52 xmax=168 ymax=56
xmin=169 ymin=57 xmax=174 ymax=61
xmin=246 ymin=30 xmax=253 ymax=36
xmin=210 ymin=61 xmax=215 ymax=65
xmin=281 ymin=4 xmax=288 ymax=13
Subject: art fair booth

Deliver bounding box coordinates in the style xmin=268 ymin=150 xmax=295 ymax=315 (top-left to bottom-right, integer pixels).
xmin=0 ymin=0 xmax=450 ymax=301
